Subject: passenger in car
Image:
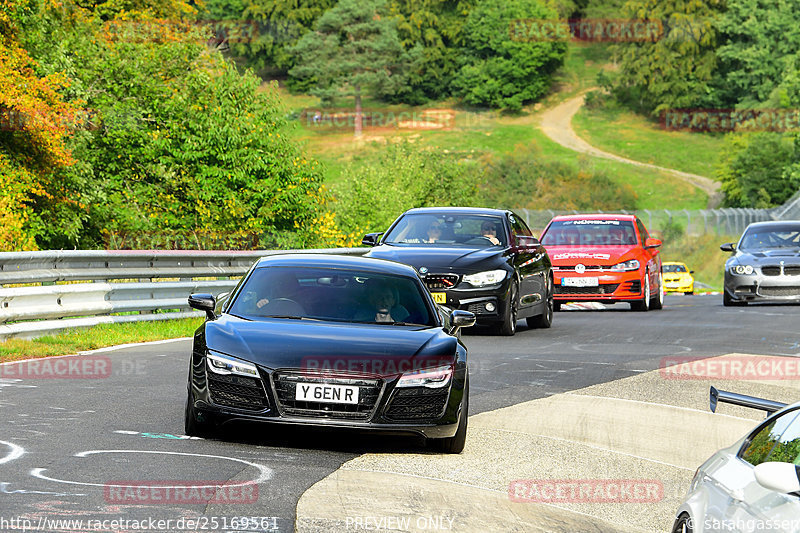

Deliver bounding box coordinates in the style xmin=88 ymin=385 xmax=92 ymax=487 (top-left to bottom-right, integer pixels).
xmin=353 ymin=279 xmax=410 ymax=323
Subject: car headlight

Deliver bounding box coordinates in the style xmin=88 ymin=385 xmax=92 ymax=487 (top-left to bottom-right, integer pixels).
xmin=462 ymin=269 xmax=507 ymax=287
xmin=396 ymin=365 xmax=453 ymax=388
xmin=207 ymin=351 xmax=259 ymax=378
xmin=609 ymin=259 xmax=640 ymax=272
xmin=730 ymin=264 xmax=754 ymax=275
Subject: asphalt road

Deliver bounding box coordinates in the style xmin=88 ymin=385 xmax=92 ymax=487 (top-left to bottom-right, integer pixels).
xmin=1 ymin=294 xmax=799 ymax=532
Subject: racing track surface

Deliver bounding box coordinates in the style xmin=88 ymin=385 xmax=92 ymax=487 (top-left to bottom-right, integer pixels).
xmin=1 ymin=294 xmax=799 ymax=532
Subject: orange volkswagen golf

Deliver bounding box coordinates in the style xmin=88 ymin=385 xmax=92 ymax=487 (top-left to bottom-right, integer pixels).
xmin=539 ymin=214 xmax=664 ymax=311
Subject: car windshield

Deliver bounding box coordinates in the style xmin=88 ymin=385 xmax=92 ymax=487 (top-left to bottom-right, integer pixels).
xmin=228 ymin=266 xmax=435 ymax=326
xmin=739 ymin=225 xmax=800 ymax=251
xmin=541 ymin=220 xmax=637 ymax=246
xmin=663 ymin=264 xmax=687 ymax=273
xmin=382 ymin=214 xmax=507 ymax=247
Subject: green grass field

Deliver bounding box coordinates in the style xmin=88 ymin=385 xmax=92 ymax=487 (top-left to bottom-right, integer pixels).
xmin=572 ymin=99 xmax=727 ymax=178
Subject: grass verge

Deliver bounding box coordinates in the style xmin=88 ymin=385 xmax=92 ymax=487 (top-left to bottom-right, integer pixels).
xmin=572 ymin=99 xmax=726 ymax=179
xmin=0 ymin=317 xmax=202 ymax=362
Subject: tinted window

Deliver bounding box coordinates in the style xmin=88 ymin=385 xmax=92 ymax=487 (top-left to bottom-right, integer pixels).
xmin=739 ymin=225 xmax=800 ymax=252
xmin=510 ymin=213 xmax=532 ymax=237
xmin=742 ymin=409 xmax=800 ymax=466
xmin=229 ymin=267 xmax=434 ymax=325
xmin=663 ymin=264 xmax=687 ymax=273
xmin=541 ymin=220 xmax=637 ymax=246
xmin=636 ymin=219 xmax=649 ymax=243
xmin=383 ymin=214 xmax=507 ymax=247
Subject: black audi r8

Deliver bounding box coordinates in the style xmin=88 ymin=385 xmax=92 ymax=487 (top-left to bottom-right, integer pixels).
xmin=721 ymin=220 xmax=800 ymax=306
xmin=185 ymin=254 xmax=475 ymax=453
xmin=362 ymin=207 xmax=553 ymax=336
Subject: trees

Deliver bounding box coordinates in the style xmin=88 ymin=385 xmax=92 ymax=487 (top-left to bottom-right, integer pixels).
xmin=289 ymin=0 xmax=413 ymax=136
xmin=453 ymin=0 xmax=566 ymax=111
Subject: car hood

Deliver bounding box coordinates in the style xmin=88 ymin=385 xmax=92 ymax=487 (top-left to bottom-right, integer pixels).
xmin=738 ymin=248 xmax=800 ymax=262
xmin=366 ymin=244 xmax=502 ymax=272
xmin=205 ymin=314 xmax=456 ymax=375
xmin=544 ymin=246 xmax=638 ymax=266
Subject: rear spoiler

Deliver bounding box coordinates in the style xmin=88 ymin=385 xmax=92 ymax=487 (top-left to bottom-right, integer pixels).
xmin=710 ymin=386 xmax=788 ymax=415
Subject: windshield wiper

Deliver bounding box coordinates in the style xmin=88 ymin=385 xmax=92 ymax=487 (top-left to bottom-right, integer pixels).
xmin=389 ymin=321 xmax=428 ymax=327
xmin=262 ymin=315 xmax=319 ymax=321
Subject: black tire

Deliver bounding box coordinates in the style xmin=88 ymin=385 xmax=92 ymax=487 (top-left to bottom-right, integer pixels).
xmin=432 ymin=378 xmax=468 ymax=454
xmin=684 ymin=291 xmax=693 ymax=295
xmin=630 ymin=272 xmax=650 ymax=312
xmin=723 ymin=290 xmax=747 ymax=307
xmin=650 ymin=271 xmax=664 ymax=310
xmin=526 ymin=275 xmax=553 ymax=329
xmin=671 ymin=513 xmax=693 ymax=533
xmin=184 ymin=393 xmax=215 ymax=438
xmin=496 ymin=283 xmax=518 ymax=336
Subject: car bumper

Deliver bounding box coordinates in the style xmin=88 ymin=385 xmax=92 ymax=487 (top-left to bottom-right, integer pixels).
xmin=664 ymin=280 xmax=693 ymax=293
xmin=553 ymin=269 xmax=644 ymax=303
xmin=426 ymin=280 xmax=513 ymax=325
xmin=189 ymin=364 xmax=467 ymax=439
xmin=724 ymin=272 xmax=800 ymax=302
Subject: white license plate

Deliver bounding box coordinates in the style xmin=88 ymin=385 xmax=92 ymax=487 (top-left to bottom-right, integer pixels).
xmin=295 ymin=383 xmax=359 ymax=404
xmin=562 ymin=277 xmax=599 ymax=287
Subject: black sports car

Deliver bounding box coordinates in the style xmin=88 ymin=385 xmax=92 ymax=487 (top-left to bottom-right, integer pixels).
xmin=721 ymin=220 xmax=800 ymax=306
xmin=362 ymin=207 xmax=553 ymax=335
xmin=186 ymin=254 xmax=475 ymax=453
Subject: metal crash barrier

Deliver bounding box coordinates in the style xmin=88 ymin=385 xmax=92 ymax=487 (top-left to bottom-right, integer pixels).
xmin=0 ymin=249 xmax=366 ymax=340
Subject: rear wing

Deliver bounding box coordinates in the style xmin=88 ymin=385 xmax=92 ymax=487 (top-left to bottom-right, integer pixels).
xmin=710 ymin=386 xmax=787 ymax=415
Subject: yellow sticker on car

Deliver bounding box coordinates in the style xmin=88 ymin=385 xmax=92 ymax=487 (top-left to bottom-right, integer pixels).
xmin=432 ymin=292 xmax=447 ymax=304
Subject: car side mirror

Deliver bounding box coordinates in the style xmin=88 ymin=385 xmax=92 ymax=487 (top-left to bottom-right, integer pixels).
xmin=644 ymin=237 xmax=662 ymax=249
xmin=189 ymin=293 xmax=216 ymax=320
xmin=449 ymin=310 xmax=475 ymax=334
xmin=720 ymin=243 xmax=736 ymax=252
xmin=754 ymin=462 xmax=800 ymax=494
xmin=362 ymin=232 xmax=383 ymax=246
xmin=689 ymin=270 xmax=695 ymax=274
xmin=515 ymin=235 xmax=539 ymax=248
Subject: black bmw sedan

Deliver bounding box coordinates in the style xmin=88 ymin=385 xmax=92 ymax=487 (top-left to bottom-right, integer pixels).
xmin=186 ymin=254 xmax=475 ymax=453
xmin=362 ymin=207 xmax=554 ymax=335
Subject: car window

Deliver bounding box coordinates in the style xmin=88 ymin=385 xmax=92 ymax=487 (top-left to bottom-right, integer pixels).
xmin=636 ymin=218 xmax=649 ymax=244
xmin=663 ymin=264 xmax=687 ymax=273
xmin=741 ymin=409 xmax=800 ymax=466
xmin=509 ymin=213 xmax=532 ymax=237
xmin=739 ymin=224 xmax=800 ymax=251
xmin=541 ymin=220 xmax=637 ymax=246
xmin=382 ymin=214 xmax=507 ymax=247
xmin=228 ymin=266 xmax=435 ymax=325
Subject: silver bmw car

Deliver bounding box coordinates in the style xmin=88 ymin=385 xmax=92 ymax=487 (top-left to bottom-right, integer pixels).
xmin=721 ymin=221 xmax=800 ymax=306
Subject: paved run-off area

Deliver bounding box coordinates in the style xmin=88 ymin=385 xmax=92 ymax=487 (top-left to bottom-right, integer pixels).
xmin=297 ymin=353 xmax=800 ymax=532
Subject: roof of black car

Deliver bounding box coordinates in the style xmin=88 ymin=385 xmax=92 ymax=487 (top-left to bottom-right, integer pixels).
xmin=744 ymin=220 xmax=800 ymax=231
xmin=254 ymin=253 xmax=418 ymax=276
xmin=403 ymin=207 xmax=510 ymax=216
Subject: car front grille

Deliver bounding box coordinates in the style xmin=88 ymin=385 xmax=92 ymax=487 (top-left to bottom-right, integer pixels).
xmin=271 ymin=372 xmax=382 ymax=419
xmin=621 ymin=280 xmax=641 ymax=293
xmin=424 ymin=274 xmax=460 ymax=290
xmin=554 ymin=265 xmax=605 ymax=272
xmin=556 ymin=283 xmax=620 ymax=295
xmin=786 ymin=266 xmax=800 ymax=276
xmin=385 ymin=387 xmax=449 ymax=421
xmin=758 ymin=286 xmax=800 ymax=297
xmin=207 ymin=372 xmax=269 ymax=411
xmin=761 ymin=266 xmax=781 ymax=276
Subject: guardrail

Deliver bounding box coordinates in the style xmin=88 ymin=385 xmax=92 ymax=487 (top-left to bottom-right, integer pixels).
xmin=0 ymin=249 xmax=366 ymax=340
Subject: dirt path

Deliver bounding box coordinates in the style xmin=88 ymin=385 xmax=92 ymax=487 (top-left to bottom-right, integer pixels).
xmin=539 ymin=91 xmax=722 ymax=208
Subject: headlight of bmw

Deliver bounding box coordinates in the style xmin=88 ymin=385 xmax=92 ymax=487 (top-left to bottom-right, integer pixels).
xmin=462 ymin=269 xmax=507 ymax=287
xmin=609 ymin=259 xmax=640 ymax=272
xmin=729 ymin=264 xmax=754 ymax=275
xmin=207 ymin=351 xmax=259 ymax=378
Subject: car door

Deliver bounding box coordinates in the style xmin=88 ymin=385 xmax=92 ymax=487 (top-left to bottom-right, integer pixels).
xmin=705 ymin=408 xmax=800 ymax=532
xmin=508 ymin=212 xmax=546 ymax=313
xmin=636 ymin=217 xmax=661 ymax=292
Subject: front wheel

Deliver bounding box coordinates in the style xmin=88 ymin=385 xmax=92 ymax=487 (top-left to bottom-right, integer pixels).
xmin=526 ymin=275 xmax=553 ymax=329
xmin=184 ymin=393 xmax=215 ymax=438
xmin=650 ymin=271 xmax=664 ymax=310
xmin=630 ymin=272 xmax=650 ymax=312
xmin=431 ymin=378 xmax=468 ymax=454
xmin=496 ymin=283 xmax=518 ymax=336
xmin=671 ymin=513 xmax=693 ymax=533
xmin=723 ymin=290 xmax=747 ymax=307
